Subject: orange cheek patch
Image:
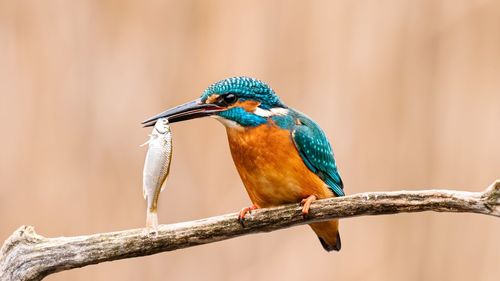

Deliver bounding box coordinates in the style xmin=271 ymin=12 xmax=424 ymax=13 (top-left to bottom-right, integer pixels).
xmin=232 ymin=100 xmax=261 ymax=112
xmin=206 ymin=94 xmax=220 ymax=104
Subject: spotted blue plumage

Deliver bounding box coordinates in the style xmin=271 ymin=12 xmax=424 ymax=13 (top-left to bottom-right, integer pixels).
xmin=201 ymin=77 xmax=285 ymax=109
xmin=270 ymin=111 xmax=344 ymax=197
xmin=218 ymin=107 xmax=267 ymax=127
xmin=203 ymin=76 xmax=344 ymax=196
xmin=290 ymin=111 xmax=344 ymax=197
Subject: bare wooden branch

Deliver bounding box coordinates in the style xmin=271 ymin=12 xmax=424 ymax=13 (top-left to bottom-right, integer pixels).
xmin=1 ymin=181 xmax=499 ymax=281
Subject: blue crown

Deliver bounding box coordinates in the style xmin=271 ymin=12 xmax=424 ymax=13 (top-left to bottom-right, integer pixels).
xmin=201 ymin=77 xmax=284 ymax=109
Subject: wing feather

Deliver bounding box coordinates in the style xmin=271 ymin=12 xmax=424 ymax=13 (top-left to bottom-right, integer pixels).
xmin=291 ymin=113 xmax=344 ymax=197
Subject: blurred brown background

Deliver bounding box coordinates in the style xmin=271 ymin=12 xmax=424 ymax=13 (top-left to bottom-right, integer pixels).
xmin=1 ymin=0 xmax=499 ymax=280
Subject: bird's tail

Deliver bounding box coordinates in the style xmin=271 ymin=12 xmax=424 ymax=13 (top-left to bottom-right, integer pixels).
xmin=309 ymin=219 xmax=341 ymax=252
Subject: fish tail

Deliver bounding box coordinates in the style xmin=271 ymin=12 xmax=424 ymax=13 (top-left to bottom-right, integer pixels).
xmin=146 ymin=209 xmax=159 ymax=236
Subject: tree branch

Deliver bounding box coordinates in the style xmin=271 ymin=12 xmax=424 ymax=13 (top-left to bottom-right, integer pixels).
xmin=1 ymin=181 xmax=499 ymax=281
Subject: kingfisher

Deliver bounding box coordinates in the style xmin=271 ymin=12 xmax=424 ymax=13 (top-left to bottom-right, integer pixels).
xmin=142 ymin=77 xmax=344 ymax=252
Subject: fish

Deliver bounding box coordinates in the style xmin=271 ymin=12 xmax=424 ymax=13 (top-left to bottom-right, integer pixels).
xmin=142 ymin=117 xmax=172 ymax=235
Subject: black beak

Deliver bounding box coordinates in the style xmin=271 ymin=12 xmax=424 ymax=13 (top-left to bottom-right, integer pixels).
xmin=141 ymin=98 xmax=224 ymax=127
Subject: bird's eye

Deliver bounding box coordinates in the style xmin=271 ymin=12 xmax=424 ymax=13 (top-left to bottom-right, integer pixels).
xmin=223 ymin=93 xmax=237 ymax=104
xmin=216 ymin=93 xmax=238 ymax=106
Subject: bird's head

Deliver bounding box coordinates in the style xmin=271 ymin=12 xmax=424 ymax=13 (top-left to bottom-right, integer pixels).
xmin=142 ymin=77 xmax=288 ymax=128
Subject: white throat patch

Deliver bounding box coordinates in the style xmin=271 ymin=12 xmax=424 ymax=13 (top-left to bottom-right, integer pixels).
xmin=253 ymin=107 xmax=289 ymax=117
xmin=211 ymin=115 xmax=243 ymax=129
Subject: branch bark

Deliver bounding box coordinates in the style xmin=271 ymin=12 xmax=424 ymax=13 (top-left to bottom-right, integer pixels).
xmin=1 ymin=181 xmax=499 ymax=281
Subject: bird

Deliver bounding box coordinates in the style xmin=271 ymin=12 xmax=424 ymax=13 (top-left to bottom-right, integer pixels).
xmin=142 ymin=76 xmax=344 ymax=252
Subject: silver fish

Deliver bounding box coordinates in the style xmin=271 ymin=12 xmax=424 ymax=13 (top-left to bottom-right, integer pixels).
xmin=142 ymin=117 xmax=172 ymax=235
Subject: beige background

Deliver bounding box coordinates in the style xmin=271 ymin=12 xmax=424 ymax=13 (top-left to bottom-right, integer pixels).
xmin=1 ymin=1 xmax=499 ymax=280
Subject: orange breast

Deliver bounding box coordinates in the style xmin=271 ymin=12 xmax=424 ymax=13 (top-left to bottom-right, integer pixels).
xmin=226 ymin=123 xmax=334 ymax=208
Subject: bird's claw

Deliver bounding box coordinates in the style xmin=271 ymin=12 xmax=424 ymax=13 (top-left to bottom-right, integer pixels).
xmin=300 ymin=195 xmax=317 ymax=219
xmin=238 ymin=205 xmax=257 ymax=226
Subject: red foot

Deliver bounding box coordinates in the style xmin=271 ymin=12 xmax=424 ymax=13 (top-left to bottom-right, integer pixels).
xmin=300 ymin=195 xmax=317 ymax=218
xmin=238 ymin=205 xmax=257 ymax=226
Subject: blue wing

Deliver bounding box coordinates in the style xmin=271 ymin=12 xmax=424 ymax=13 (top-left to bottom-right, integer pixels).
xmin=290 ymin=111 xmax=344 ymax=197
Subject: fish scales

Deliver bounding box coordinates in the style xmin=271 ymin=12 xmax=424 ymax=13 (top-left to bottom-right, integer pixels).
xmin=142 ymin=118 xmax=172 ymax=234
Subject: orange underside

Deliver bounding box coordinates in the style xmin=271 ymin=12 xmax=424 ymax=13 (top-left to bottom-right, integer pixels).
xmin=226 ymin=123 xmax=340 ymax=250
xmin=227 ymin=123 xmax=334 ymax=207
